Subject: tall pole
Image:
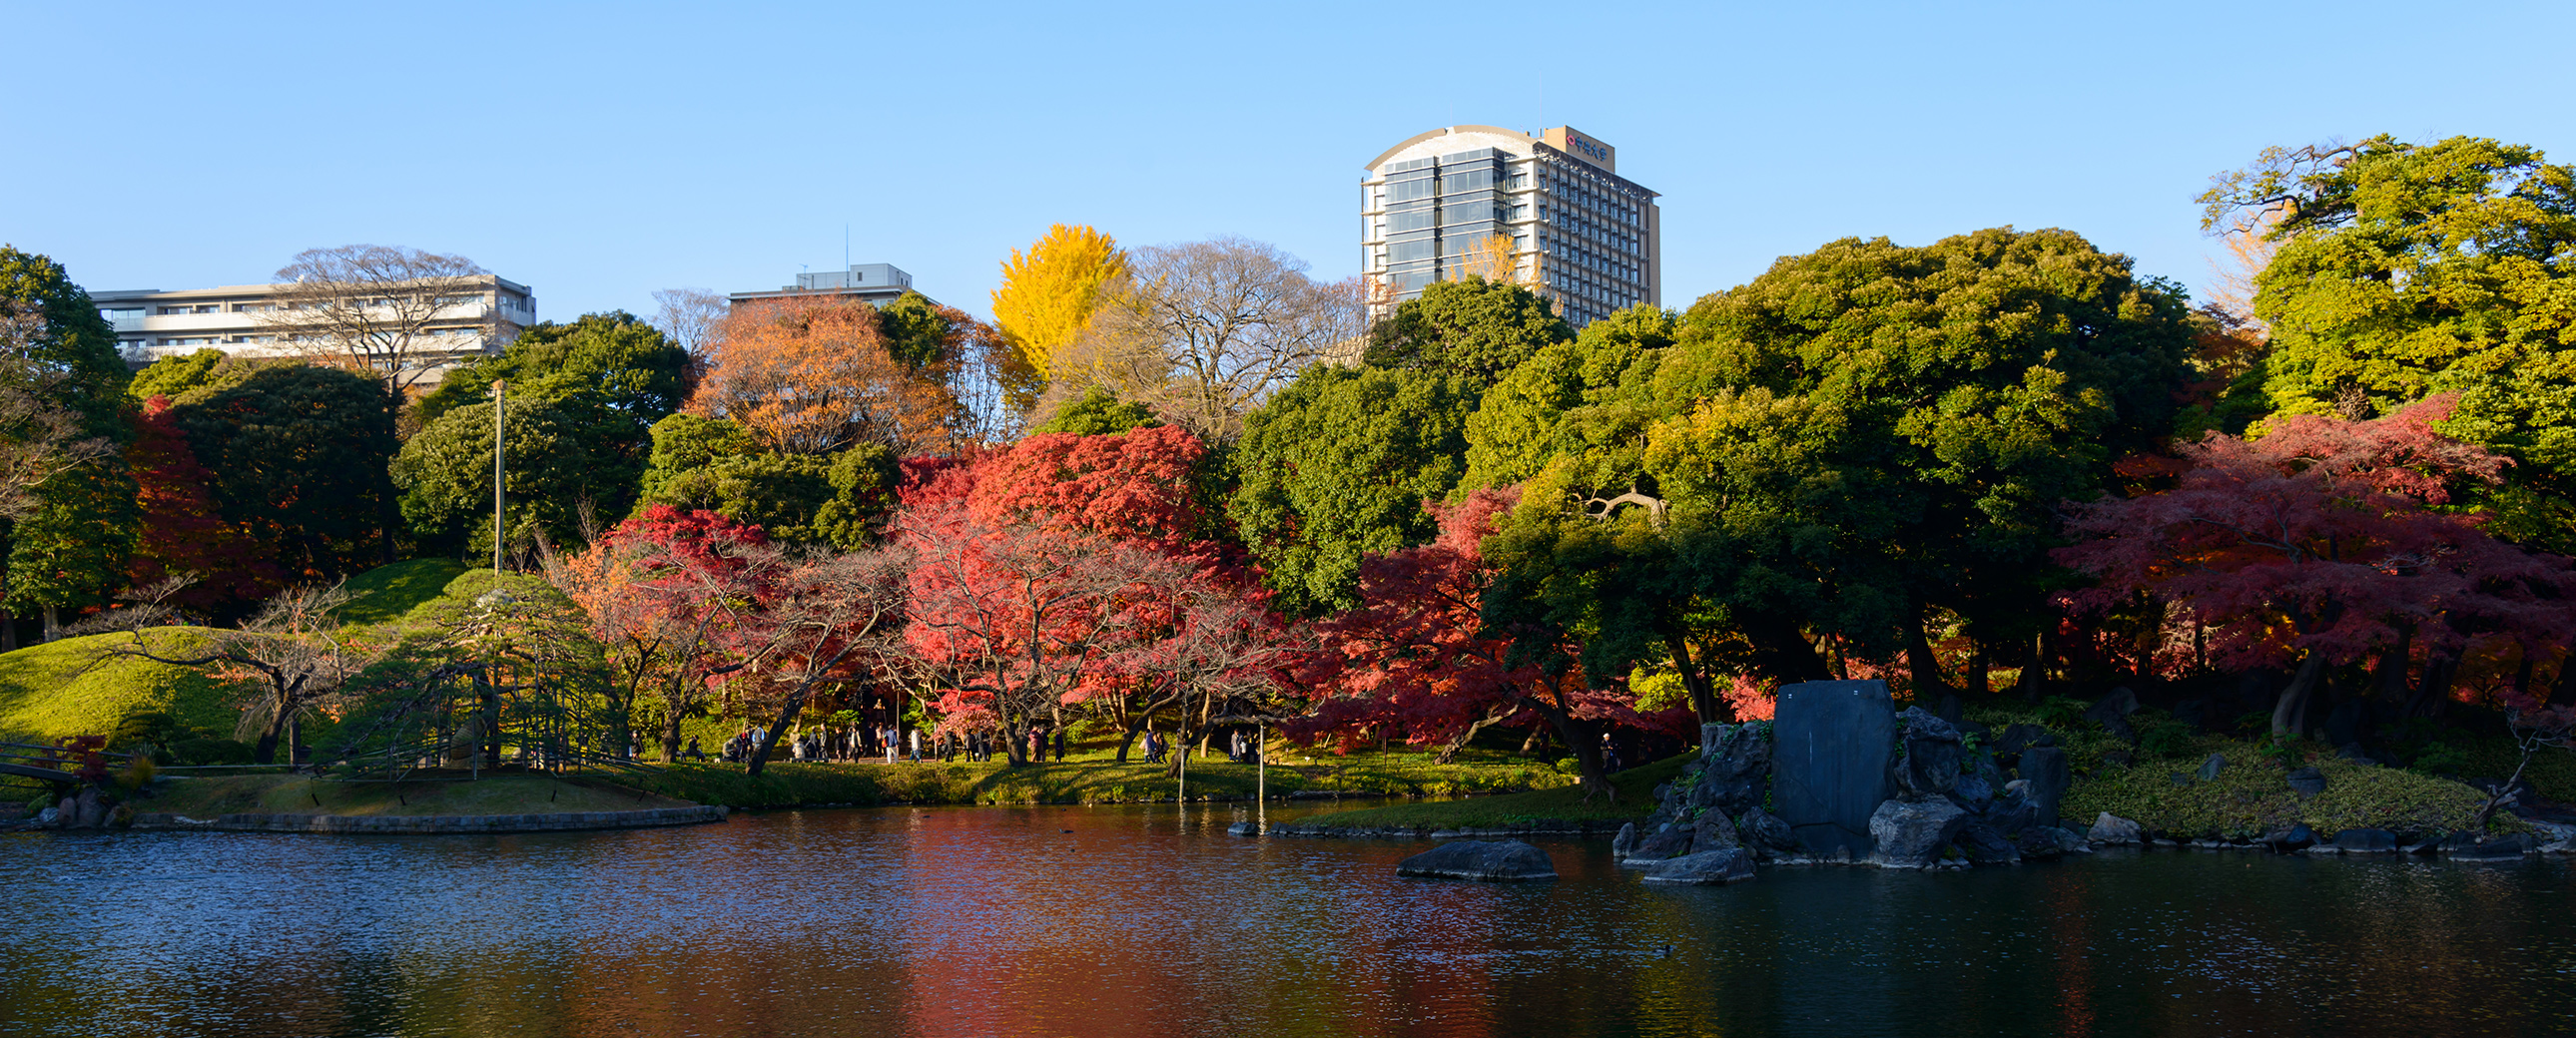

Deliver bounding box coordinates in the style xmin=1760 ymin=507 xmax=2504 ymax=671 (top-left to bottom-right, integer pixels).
xmin=1256 ymin=721 xmax=1266 ymax=834
xmin=492 ymin=379 xmax=505 ymax=573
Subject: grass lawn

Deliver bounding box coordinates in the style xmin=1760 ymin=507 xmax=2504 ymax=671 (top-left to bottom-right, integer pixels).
xmin=1287 ymin=753 xmax=1690 ymax=830
xmin=0 ymin=628 xmax=249 ymax=744
xmin=137 ymin=772 xmax=692 ymax=816
xmin=613 ymin=748 xmax=1577 ymax=809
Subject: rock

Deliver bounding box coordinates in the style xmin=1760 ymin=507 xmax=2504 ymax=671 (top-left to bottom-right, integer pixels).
xmin=1948 ymin=773 xmax=1995 ymax=813
xmin=1640 ymin=846 xmax=1758 ymax=884
xmin=2331 ymin=827 xmax=2397 ymax=853
xmin=1895 ymin=707 xmax=1963 ymax=796
xmin=2286 ymin=767 xmax=2328 ymax=799
xmin=2012 ymin=822 xmax=2079 ymax=859
xmin=1993 ymin=724 xmax=2061 ymax=767
xmin=1772 ymin=680 xmax=1898 ymax=855
xmin=1624 ymin=825 xmax=1694 ymax=863
xmin=1691 ymin=808 xmax=1740 ymax=851
xmin=2449 ymin=833 xmax=2533 ymax=860
xmin=1699 ymin=723 xmax=1728 ymax=760
xmin=2086 ymin=688 xmax=2142 ymax=743
xmin=71 ymin=786 xmax=106 ymax=828
xmin=1934 ymin=694 xmax=1962 ymax=726
xmin=2263 ymin=823 xmax=2316 ymax=851
xmin=1867 ymin=797 xmax=1969 ymax=868
xmin=2003 ymin=778 xmax=2030 ymax=799
xmin=1396 ymin=840 xmax=1559 ymax=881
xmin=1226 ymin=821 xmax=1259 ymax=836
xmin=2335 ymin=743 xmax=2377 ymax=767
xmin=1736 ymin=805 xmax=1798 ymax=856
xmin=2196 ymin=754 xmax=2226 ymax=782
xmin=1693 ymin=724 xmax=1772 ymax=814
xmin=2088 ymin=811 xmax=2144 ymax=845
xmin=1611 ymin=821 xmax=1639 ymax=858
xmin=2019 ymin=747 xmax=2070 ymax=824
xmin=36 ymin=806 xmax=57 ymax=825
xmin=1956 ymin=821 xmax=2020 ymax=864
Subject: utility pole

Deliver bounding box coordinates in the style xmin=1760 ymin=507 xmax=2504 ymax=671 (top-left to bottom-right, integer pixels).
xmin=492 ymin=379 xmax=505 ymax=573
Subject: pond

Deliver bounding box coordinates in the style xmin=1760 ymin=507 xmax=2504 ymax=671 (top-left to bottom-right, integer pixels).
xmin=1 ymin=804 xmax=2570 ymax=1037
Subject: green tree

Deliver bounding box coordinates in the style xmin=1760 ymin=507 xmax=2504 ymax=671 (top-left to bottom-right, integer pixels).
xmin=1486 ymin=228 xmax=2196 ymax=711
xmin=641 ymin=452 xmax=834 ymax=543
xmin=0 ymin=247 xmax=136 ymax=641
xmin=1028 ymin=386 xmax=1159 ymax=437
xmin=1362 ymin=275 xmax=1573 ymax=390
xmin=170 ymin=365 xmax=398 ymax=579
xmin=128 ymin=347 xmax=268 ymax=403
xmin=637 ymin=413 xmax=757 ymax=502
xmin=414 ymin=310 xmax=692 ymax=431
xmin=1227 ymin=364 xmax=1478 ymax=616
xmin=876 ymin=290 xmax=958 ymax=370
xmin=1461 ymin=303 xmax=1672 ymax=492
xmin=2200 ymin=135 xmax=2576 ymax=547
xmin=391 ymin=398 xmax=606 ymax=559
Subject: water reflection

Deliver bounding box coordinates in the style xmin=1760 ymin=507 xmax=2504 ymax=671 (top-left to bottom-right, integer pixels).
xmin=1 ymin=805 xmax=2569 ymax=1038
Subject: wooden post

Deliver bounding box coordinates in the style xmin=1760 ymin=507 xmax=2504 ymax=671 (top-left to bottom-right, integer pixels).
xmin=491 ymin=378 xmax=506 ymax=573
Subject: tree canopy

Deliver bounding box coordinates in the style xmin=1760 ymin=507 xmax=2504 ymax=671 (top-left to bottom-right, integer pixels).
xmin=1362 ymin=275 xmax=1573 ymax=391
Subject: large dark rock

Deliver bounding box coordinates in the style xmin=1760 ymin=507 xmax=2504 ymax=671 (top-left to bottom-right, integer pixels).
xmin=1610 ymin=822 xmax=1638 ymax=859
xmin=1993 ymin=724 xmax=2061 ymax=768
xmin=2264 ymin=823 xmax=2316 ymax=851
xmin=1624 ymin=825 xmax=1694 ymax=863
xmin=2019 ymin=747 xmax=2070 ymax=824
xmin=2086 ymin=688 xmax=2141 ymax=744
xmin=1956 ymin=820 xmax=2020 ymax=864
xmin=1772 ymin=680 xmax=1897 ymax=855
xmin=1736 ymin=805 xmax=1798 ymax=856
xmin=1640 ymin=846 xmax=1758 ymax=884
xmin=2330 ymin=828 xmax=2397 ymax=853
xmin=2449 ymin=833 xmax=2533 ymax=859
xmin=1867 ymin=797 xmax=1968 ymax=868
xmin=1895 ymin=708 xmax=1963 ymax=796
xmin=1692 ymin=807 xmax=1740 ymax=851
xmin=2196 ymin=754 xmax=2227 ymax=782
xmin=1691 ymin=723 xmax=1772 ymax=814
xmin=2286 ymin=767 xmax=2328 ymax=799
xmin=1397 ymin=840 xmax=1558 ymax=881
xmin=2324 ymin=700 xmax=2367 ymax=750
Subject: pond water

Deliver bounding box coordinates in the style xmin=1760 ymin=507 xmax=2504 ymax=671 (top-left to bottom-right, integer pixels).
xmin=2 ymin=804 xmax=2571 ymax=1037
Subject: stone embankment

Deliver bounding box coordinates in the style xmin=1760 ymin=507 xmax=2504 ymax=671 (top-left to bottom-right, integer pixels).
xmin=123 ymin=805 xmax=728 ymax=833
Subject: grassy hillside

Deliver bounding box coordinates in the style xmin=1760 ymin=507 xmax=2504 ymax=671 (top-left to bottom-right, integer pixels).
xmin=334 ymin=558 xmax=470 ymax=625
xmin=0 ymin=627 xmax=248 ymax=743
xmin=1291 ymin=753 xmax=1689 ymax=829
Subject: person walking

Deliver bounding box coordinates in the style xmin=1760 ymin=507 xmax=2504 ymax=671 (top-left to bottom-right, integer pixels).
xmin=882 ymin=724 xmax=899 ymax=765
xmin=1053 ymin=727 xmax=1067 ymax=763
xmin=908 ymin=726 xmax=922 ymax=764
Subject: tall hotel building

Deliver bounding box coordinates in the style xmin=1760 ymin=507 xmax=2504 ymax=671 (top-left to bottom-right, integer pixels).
xmin=1362 ymin=125 xmax=1659 ymax=328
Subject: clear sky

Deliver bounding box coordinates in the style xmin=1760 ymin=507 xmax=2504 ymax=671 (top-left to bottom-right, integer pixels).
xmin=7 ymin=1 xmax=2571 ymax=324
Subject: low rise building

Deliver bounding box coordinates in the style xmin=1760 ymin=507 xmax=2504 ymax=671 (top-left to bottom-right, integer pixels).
xmin=93 ymin=275 xmax=536 ymax=382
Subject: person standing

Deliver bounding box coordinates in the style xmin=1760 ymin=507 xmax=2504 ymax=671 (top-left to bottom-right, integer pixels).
xmin=908 ymin=726 xmax=922 ymax=764
xmin=1053 ymin=727 xmax=1067 ymax=763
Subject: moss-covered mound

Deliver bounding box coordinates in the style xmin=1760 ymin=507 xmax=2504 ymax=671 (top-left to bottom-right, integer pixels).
xmin=0 ymin=628 xmax=250 ymax=743
xmin=332 ymin=558 xmax=470 ymax=626
xmin=2062 ymin=742 xmax=2503 ymax=839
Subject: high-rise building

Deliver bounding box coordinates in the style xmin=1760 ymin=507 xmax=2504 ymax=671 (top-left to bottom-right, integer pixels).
xmin=1361 ymin=125 xmax=1659 ymax=329
xmin=727 ymin=263 xmax=928 ymax=309
xmin=93 ymin=275 xmax=535 ymax=379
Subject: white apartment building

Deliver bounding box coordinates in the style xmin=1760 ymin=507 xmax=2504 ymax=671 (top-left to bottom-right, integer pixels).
xmin=93 ymin=275 xmax=537 ymax=382
xmin=1362 ymin=125 xmax=1661 ymax=329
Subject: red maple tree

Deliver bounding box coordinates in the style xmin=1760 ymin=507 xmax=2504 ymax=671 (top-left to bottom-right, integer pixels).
xmin=2057 ymin=396 xmax=2576 ymax=734
xmin=127 ymin=395 xmax=282 ymax=611
xmin=1296 ymin=488 xmax=1647 ymax=794
xmin=557 ymin=505 xmax=779 ymax=761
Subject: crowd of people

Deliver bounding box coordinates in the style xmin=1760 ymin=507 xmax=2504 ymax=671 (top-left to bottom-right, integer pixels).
xmin=688 ymin=722 xmax=1273 ymax=769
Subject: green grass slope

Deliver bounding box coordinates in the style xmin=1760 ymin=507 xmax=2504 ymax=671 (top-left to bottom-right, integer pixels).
xmin=1292 ymin=753 xmax=1689 ymax=829
xmin=0 ymin=628 xmax=248 ymax=743
xmin=334 ymin=558 xmax=469 ymax=625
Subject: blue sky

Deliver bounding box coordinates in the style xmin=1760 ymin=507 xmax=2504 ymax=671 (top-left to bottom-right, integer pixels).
xmin=7 ymin=1 xmax=2571 ymax=323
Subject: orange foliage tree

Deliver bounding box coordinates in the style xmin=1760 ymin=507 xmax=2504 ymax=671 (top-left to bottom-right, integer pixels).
xmin=689 ymin=296 xmax=965 ymax=456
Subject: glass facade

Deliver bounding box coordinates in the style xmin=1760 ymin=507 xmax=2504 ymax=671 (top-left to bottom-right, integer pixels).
xmin=1365 ymin=128 xmax=1657 ymax=330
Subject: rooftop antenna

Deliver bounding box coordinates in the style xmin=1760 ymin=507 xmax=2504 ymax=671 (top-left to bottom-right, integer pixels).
xmin=845 ymin=223 xmax=850 ymax=272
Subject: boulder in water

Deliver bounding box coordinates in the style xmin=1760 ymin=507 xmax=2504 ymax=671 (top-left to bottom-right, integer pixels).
xmin=2019 ymin=747 xmax=2071 ymax=824
xmin=1610 ymin=821 xmax=1638 ymax=859
xmin=2087 ymin=812 xmax=2144 ymax=845
xmin=1867 ymin=797 xmax=1968 ymax=868
xmin=1397 ymin=840 xmax=1558 ymax=881
xmin=1641 ymin=847 xmax=1757 ymax=885
xmin=1624 ymin=824 xmax=1694 ymax=864
xmin=1736 ymin=806 xmax=1798 ymax=856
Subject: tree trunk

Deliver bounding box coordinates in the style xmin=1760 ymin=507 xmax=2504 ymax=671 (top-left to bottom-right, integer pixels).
xmin=1743 ymin=615 xmax=1831 ymax=687
xmin=2404 ymin=656 xmax=2457 ymax=720
xmin=42 ymin=605 xmax=61 ymax=644
xmin=747 ymin=684 xmax=818 ymax=778
xmin=1541 ymin=707 xmax=1611 ymax=800
xmin=478 ymin=675 xmax=501 ymax=770
xmin=2372 ymin=625 xmax=2414 ymax=705
xmin=2271 ymin=654 xmax=2326 ymax=738
xmin=1434 ymin=711 xmax=1506 ymax=765
xmin=661 ymin=708 xmax=685 ymax=764
xmin=1519 ymin=725 xmax=1545 ymax=755
xmin=2 ymin=614 xmax=16 ymax=652
xmin=1904 ymin=601 xmax=1947 ymax=702
xmin=1662 ymin=626 xmax=1720 ymax=724
xmin=1967 ymin=641 xmax=1990 ymax=698
xmin=2017 ymin=629 xmax=2049 ymax=702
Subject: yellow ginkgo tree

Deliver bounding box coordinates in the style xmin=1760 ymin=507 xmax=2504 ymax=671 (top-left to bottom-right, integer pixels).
xmin=990 ymin=224 xmax=1126 ymax=386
